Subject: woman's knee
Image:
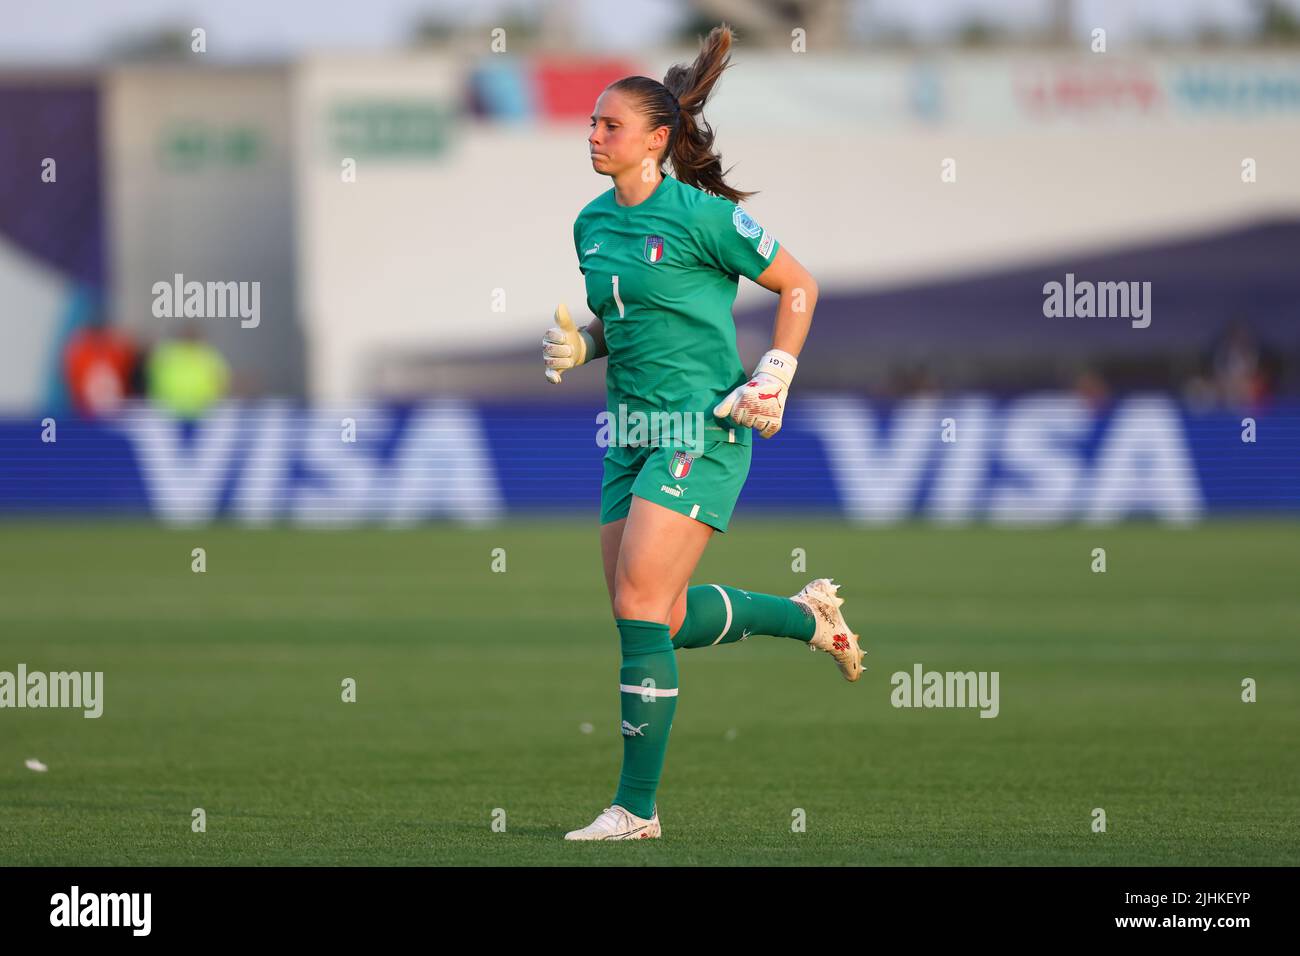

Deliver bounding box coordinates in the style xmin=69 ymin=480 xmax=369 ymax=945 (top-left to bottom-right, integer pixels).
xmin=611 ymin=582 xmax=670 ymax=623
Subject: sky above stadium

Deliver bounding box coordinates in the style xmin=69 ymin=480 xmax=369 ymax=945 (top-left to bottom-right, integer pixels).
xmin=2 ymin=0 xmax=1292 ymax=61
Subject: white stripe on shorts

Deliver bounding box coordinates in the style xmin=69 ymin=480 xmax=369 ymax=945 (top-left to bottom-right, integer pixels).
xmin=689 ymin=503 xmax=700 ymax=519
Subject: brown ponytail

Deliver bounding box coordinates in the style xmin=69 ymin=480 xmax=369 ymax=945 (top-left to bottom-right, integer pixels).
xmin=607 ymin=24 xmax=756 ymax=204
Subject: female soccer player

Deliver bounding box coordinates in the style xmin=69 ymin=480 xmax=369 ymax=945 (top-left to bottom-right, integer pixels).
xmin=542 ymin=25 xmax=864 ymax=841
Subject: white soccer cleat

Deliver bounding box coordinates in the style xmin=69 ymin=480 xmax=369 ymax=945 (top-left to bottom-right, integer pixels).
xmin=564 ymin=805 xmax=661 ymax=841
xmin=792 ymin=578 xmax=865 ymax=682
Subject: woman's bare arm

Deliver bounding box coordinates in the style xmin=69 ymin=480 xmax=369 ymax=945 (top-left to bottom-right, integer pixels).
xmin=753 ymin=247 xmax=819 ymax=358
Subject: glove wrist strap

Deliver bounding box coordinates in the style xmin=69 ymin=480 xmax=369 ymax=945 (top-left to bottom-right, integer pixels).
xmin=578 ymin=326 xmax=607 ymax=363
xmin=753 ymin=348 xmax=797 ymax=388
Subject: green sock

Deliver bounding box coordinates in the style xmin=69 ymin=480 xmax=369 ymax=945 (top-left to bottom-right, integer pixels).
xmin=612 ymin=619 xmax=678 ymax=820
xmin=670 ymin=584 xmax=816 ymax=650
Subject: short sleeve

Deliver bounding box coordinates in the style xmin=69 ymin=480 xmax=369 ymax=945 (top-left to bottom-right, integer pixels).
xmin=573 ymin=218 xmax=584 ymax=274
xmin=694 ymin=200 xmax=780 ymax=281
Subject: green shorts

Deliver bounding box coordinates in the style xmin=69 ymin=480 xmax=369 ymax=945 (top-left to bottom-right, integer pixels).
xmin=600 ymin=433 xmax=752 ymax=533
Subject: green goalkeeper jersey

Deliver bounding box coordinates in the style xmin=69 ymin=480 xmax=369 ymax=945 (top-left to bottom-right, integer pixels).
xmin=573 ymin=173 xmax=780 ymax=449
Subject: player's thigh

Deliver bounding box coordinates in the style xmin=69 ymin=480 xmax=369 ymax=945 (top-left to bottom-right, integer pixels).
xmin=599 ymin=516 xmax=626 ymax=609
xmin=601 ymin=517 xmax=688 ymax=630
xmin=612 ymin=495 xmax=714 ymax=623
xmin=598 ymin=445 xmax=649 ymax=608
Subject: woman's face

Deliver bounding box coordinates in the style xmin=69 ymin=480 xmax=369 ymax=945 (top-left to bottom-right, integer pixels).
xmin=588 ymin=89 xmax=666 ymax=178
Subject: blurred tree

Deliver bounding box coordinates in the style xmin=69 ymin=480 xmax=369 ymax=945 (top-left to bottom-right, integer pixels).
xmin=409 ymin=13 xmax=458 ymax=46
xmin=1254 ymin=0 xmax=1300 ymax=43
xmin=1047 ymin=0 xmax=1072 ymax=46
xmin=408 ymin=6 xmax=542 ymax=50
xmin=104 ymin=27 xmax=192 ymax=62
xmin=955 ymin=19 xmax=999 ymax=48
xmin=688 ymin=0 xmax=850 ymax=49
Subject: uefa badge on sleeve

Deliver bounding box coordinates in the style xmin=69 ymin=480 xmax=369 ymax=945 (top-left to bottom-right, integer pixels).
xmin=644 ymin=235 xmax=664 ymax=263
xmin=732 ymin=206 xmax=762 ymax=238
xmin=669 ymin=450 xmax=693 ymax=479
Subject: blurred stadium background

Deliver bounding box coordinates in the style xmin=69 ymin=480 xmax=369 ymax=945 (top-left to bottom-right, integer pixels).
xmin=2 ymin=0 xmax=1298 ymax=521
xmin=1 ymin=0 xmax=1298 ymax=866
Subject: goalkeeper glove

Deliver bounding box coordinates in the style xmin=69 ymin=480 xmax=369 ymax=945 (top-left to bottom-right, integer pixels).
xmin=712 ymin=348 xmax=798 ymax=439
xmin=543 ymin=304 xmax=605 ymax=384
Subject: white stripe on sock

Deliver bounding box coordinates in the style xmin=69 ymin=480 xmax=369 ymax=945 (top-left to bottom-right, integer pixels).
xmin=619 ymin=683 xmax=679 ymax=697
xmin=710 ymin=584 xmax=733 ymax=645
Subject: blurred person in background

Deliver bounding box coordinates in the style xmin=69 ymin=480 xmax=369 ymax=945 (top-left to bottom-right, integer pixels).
xmin=1210 ymin=318 xmax=1277 ymax=414
xmin=1184 ymin=317 xmax=1280 ymax=415
xmin=1072 ymin=367 xmax=1111 ymax=412
xmin=62 ymin=310 xmax=139 ymax=418
xmin=146 ymin=321 xmax=230 ymax=419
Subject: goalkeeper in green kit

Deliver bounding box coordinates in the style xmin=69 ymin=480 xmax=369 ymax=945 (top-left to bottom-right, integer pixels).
xmin=542 ymin=25 xmax=865 ymax=841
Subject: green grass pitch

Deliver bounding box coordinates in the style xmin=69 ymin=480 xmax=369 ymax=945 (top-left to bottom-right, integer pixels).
xmin=1 ymin=518 xmax=1296 ymax=866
